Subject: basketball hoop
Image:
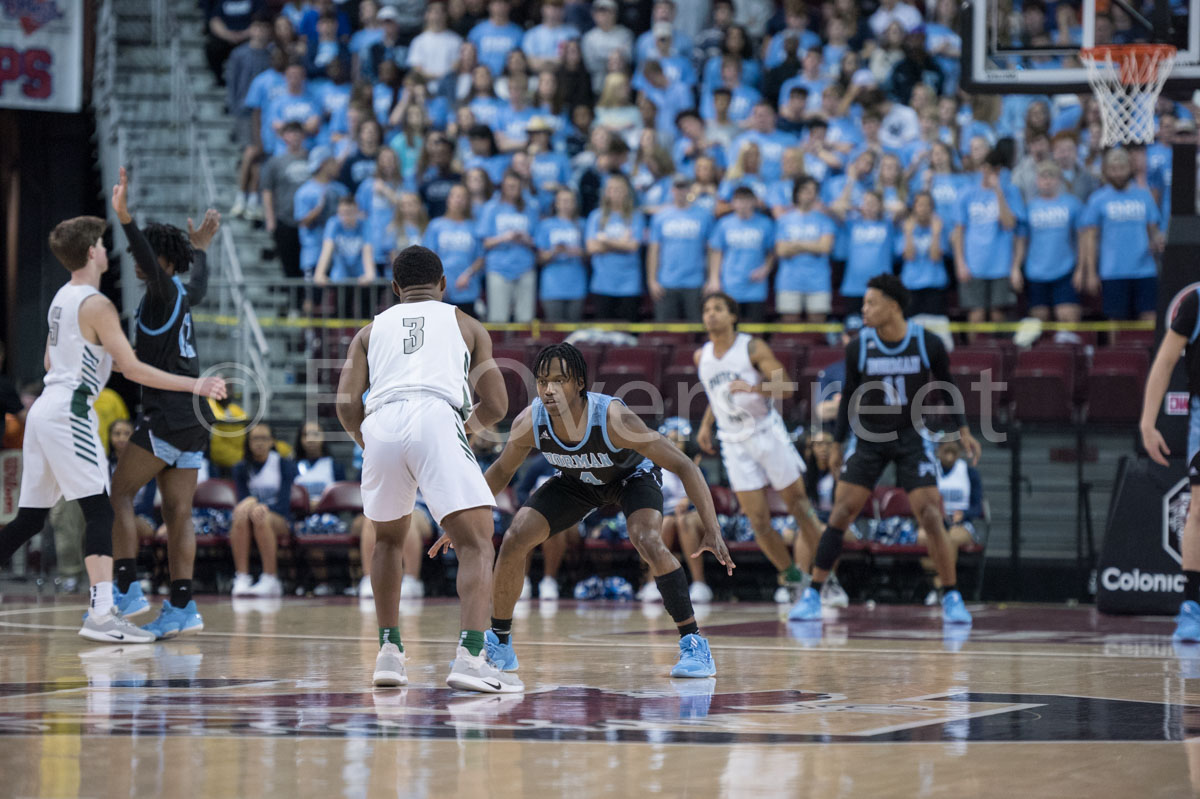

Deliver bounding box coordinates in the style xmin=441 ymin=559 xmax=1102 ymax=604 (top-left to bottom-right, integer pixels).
xmin=1080 ymin=44 xmax=1176 ymax=146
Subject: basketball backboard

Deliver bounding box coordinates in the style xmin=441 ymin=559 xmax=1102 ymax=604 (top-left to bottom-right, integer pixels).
xmin=962 ymin=0 xmax=1200 ymax=95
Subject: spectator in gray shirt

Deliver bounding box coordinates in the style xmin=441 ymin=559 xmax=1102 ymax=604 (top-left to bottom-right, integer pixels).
xmin=581 ymin=0 xmax=633 ymax=93
xmin=1052 ymin=130 xmax=1100 ymax=202
xmin=261 ymin=122 xmax=312 ymax=279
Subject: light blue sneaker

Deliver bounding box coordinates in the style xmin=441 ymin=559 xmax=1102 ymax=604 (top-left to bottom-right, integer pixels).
xmin=141 ymin=601 xmax=204 ymax=640
xmin=82 ymin=583 xmax=150 ymax=622
xmin=1174 ymin=600 xmax=1200 ymax=642
xmin=670 ymin=633 xmax=716 ymax=678
xmin=117 ymin=582 xmax=151 ymax=618
xmin=485 ymin=629 xmax=519 ymax=672
xmin=786 ymin=587 xmax=823 ymax=621
xmin=941 ymin=590 xmax=973 ymax=624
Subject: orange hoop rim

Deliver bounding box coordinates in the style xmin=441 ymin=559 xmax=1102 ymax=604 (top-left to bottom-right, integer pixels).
xmin=1079 ymin=43 xmax=1177 ymax=84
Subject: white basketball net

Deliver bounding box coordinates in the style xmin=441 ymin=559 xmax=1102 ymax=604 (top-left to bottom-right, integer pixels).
xmin=1080 ymin=45 xmax=1176 ymax=146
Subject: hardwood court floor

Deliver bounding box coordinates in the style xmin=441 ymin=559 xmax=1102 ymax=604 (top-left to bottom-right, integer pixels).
xmin=0 ymin=596 xmax=1197 ymax=798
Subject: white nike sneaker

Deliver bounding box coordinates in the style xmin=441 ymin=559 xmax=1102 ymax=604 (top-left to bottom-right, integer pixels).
xmin=636 ymin=581 xmax=662 ymax=602
xmin=689 ymin=581 xmax=714 ymax=604
xmin=373 ymin=643 xmax=408 ymax=687
xmin=229 ymin=195 xmax=246 ymax=218
xmin=400 ymin=578 xmax=424 ymax=599
xmin=358 ymin=575 xmax=374 ymax=599
xmin=537 ymin=576 xmax=559 ymax=600
xmin=231 ymin=572 xmax=255 ymax=597
xmin=446 ymin=647 xmax=524 ymax=693
xmin=243 ymin=196 xmax=264 ymax=221
xmin=519 ymin=576 xmax=533 ymax=600
xmin=773 ymin=585 xmax=792 ymax=604
xmin=821 ymin=576 xmax=850 ymax=609
xmin=78 ymin=607 xmax=156 ymax=644
xmin=248 ymin=574 xmax=283 ymax=597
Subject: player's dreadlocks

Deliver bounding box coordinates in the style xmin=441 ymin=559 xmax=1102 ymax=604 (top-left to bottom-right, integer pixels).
xmin=141 ymin=222 xmax=195 ymax=274
xmin=533 ymin=343 xmax=588 ymax=391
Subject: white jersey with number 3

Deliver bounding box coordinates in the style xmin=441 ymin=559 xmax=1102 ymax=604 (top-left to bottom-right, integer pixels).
xmin=698 ymin=333 xmax=775 ymax=444
xmin=365 ymin=300 xmax=471 ymax=417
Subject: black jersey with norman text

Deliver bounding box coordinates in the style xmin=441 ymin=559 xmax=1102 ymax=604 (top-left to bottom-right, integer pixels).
xmin=834 ymin=322 xmax=965 ymax=443
xmin=125 ymin=221 xmax=214 ymax=432
xmin=531 ymin=392 xmax=652 ymax=485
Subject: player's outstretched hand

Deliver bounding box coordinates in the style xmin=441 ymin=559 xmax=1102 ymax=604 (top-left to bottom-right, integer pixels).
xmin=112 ymin=166 xmax=132 ymax=224
xmin=1142 ymin=425 xmax=1171 ymax=467
xmin=692 ymin=527 xmax=735 ymax=576
xmin=188 ymin=209 xmax=221 ymax=252
xmin=196 ymin=376 xmax=227 ymax=400
xmin=428 ymin=533 xmax=454 ymax=558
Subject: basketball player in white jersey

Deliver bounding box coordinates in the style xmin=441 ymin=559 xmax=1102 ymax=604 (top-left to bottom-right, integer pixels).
xmin=0 ymin=215 xmax=226 ymax=643
xmin=695 ymin=292 xmax=822 ymax=602
xmin=337 ymin=245 xmax=522 ymax=693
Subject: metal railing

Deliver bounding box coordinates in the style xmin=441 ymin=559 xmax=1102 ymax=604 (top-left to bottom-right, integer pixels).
xmin=92 ymin=0 xmax=273 ymax=413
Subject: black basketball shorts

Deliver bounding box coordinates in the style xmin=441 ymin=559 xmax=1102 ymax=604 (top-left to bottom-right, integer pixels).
xmin=525 ymin=467 xmax=665 ymax=534
xmin=839 ymin=428 xmax=940 ymax=492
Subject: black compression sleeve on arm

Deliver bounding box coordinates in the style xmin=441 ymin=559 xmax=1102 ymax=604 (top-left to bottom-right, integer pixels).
xmin=927 ymin=333 xmax=967 ymax=430
xmin=834 ymin=339 xmax=861 ymax=444
xmin=187 ymin=249 xmax=210 ymax=306
xmin=123 ymin=221 xmax=176 ymax=307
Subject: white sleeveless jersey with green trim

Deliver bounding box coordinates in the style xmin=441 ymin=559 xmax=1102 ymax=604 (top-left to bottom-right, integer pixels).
xmin=43 ymin=283 xmax=113 ymax=414
xmin=365 ymin=300 xmax=472 ymax=418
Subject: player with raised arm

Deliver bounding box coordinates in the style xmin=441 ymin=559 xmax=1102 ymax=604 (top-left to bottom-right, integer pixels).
xmin=106 ymin=167 xmax=222 ymax=639
xmin=1141 ymin=286 xmax=1200 ymax=642
xmin=337 ymin=245 xmax=522 ymax=693
xmin=432 ymin=343 xmax=735 ymax=680
xmin=789 ymin=274 xmax=981 ymax=624
xmin=695 ymin=292 xmax=822 ymax=603
xmin=0 ymin=214 xmax=226 ymax=643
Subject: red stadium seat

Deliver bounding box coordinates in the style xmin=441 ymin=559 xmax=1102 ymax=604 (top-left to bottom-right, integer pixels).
xmin=598 ymin=346 xmax=665 ymax=384
xmin=290 ymin=484 xmax=311 ymax=518
xmin=877 ymin=488 xmax=913 ymax=519
xmin=1086 ymin=348 xmax=1150 ymax=423
xmin=710 ymin=485 xmax=739 ymax=516
xmin=948 ymin=348 xmax=1006 ymax=421
xmin=194 ymin=479 xmax=237 ymax=510
xmin=770 ymin=332 xmax=827 ymax=350
xmin=1009 ymin=348 xmax=1078 ymax=423
xmin=662 ymin=368 xmax=709 ymax=421
xmin=640 ymin=332 xmax=698 ymax=348
xmin=315 ymin=481 xmax=363 ymax=514
xmin=193 ymin=479 xmax=238 ymax=547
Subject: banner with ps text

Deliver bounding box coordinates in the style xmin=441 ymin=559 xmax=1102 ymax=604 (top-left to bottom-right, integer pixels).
xmin=0 ymin=1 xmax=82 ymax=112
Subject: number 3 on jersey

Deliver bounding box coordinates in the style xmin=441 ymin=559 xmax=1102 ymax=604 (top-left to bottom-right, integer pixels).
xmin=402 ymin=317 xmax=425 ymax=354
xmin=883 ymin=374 xmax=906 ymax=406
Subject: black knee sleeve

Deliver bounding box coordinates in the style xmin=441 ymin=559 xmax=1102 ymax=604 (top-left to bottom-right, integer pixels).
xmin=654 ymin=567 xmax=695 ymax=625
xmin=814 ymin=526 xmax=846 ymax=572
xmin=77 ymin=493 xmax=114 ymax=558
xmin=0 ymin=506 xmax=51 ymax=564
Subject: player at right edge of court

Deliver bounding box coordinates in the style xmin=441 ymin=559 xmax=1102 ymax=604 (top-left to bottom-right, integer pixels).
xmin=789 ymin=274 xmax=981 ymax=624
xmin=1141 ymin=284 xmax=1200 ymax=642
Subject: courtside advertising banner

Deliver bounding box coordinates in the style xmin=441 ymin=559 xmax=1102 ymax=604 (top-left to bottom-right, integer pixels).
xmin=0 ymin=0 xmax=82 ymax=112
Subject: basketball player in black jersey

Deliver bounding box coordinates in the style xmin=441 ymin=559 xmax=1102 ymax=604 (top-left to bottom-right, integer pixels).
xmin=430 ymin=343 xmax=734 ymax=678
xmin=789 ymin=274 xmax=981 ymax=624
xmin=1142 ymin=285 xmax=1200 ymax=642
xmin=107 ymin=168 xmax=220 ymax=639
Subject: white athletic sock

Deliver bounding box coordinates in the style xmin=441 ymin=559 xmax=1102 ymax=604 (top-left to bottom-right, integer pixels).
xmin=91 ymin=582 xmax=114 ymax=615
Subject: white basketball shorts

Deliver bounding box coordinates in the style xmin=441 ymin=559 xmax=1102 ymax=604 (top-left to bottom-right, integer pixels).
xmin=18 ymin=390 xmax=109 ymax=508
xmin=719 ymin=413 xmax=806 ymax=494
xmin=360 ymin=396 xmax=496 ymax=524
